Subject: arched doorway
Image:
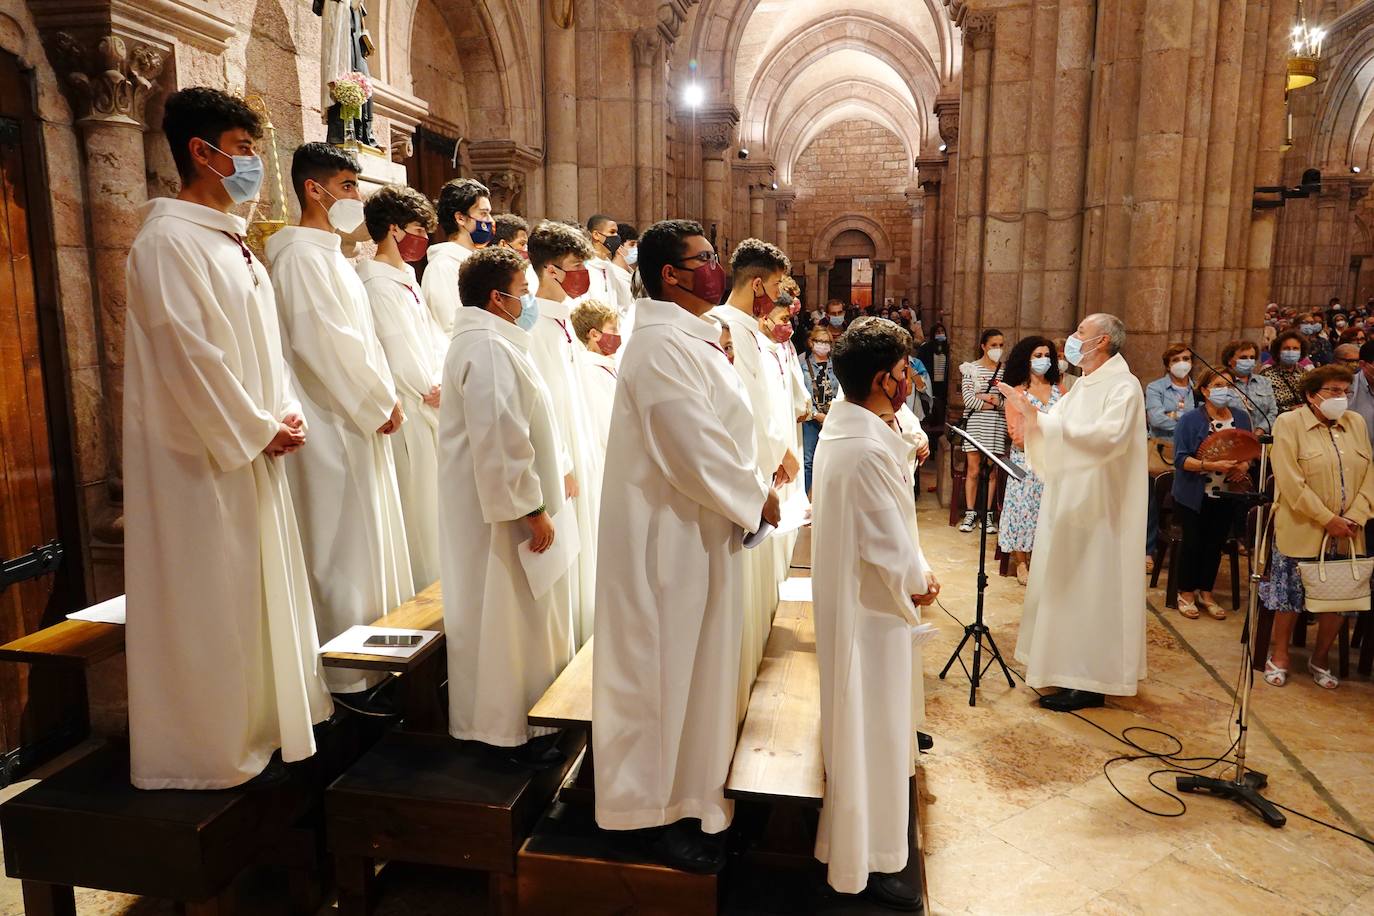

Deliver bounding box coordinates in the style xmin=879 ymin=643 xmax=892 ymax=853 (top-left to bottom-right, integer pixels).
xmin=827 ymin=228 xmax=877 ymax=306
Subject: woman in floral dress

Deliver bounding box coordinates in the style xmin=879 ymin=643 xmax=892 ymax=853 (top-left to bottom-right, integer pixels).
xmin=999 ymin=336 xmax=1063 ymax=584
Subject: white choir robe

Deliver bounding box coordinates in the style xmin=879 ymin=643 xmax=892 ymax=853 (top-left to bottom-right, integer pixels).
xmin=1018 ymin=353 xmax=1148 ymax=695
xmin=124 ymin=198 xmax=332 ymax=789
xmin=584 ymin=257 xmax=615 ymax=306
xmin=530 ymin=296 xmax=603 ymax=646
xmin=267 ymin=226 xmax=414 ymax=694
xmin=357 ymin=258 xmax=445 ymax=592
xmin=811 ymin=400 xmax=930 ymax=894
xmin=578 ymin=349 xmax=618 ymax=458
xmin=605 ymin=259 xmax=637 ymax=342
xmin=440 ymin=307 xmax=573 ymax=745
xmin=763 ymin=335 xmax=805 ymax=582
xmin=419 ymin=241 xmax=473 ymax=336
xmin=593 ymin=298 xmax=769 ymax=834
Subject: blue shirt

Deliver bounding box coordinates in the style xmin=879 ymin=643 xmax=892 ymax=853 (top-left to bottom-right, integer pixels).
xmin=1145 ymin=375 xmax=1195 ymax=438
xmin=1231 ymin=373 xmax=1277 ymax=432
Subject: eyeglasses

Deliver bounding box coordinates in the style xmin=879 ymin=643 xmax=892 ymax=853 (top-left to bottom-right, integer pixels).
xmin=1318 ymin=387 xmax=1351 ymax=396
xmin=676 ymin=251 xmax=719 ymax=266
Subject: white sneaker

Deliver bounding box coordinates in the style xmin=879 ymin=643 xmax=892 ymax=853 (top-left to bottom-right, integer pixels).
xmin=984 ymin=513 xmax=998 ymax=533
xmin=958 ymin=511 xmax=978 ymax=533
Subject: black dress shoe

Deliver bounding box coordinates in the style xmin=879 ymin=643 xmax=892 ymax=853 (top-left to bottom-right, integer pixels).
xmin=917 ymin=731 xmax=934 ymax=752
xmin=234 ymin=758 xmax=289 ymax=791
xmin=651 ymin=821 xmax=726 ymax=875
xmin=865 ymin=873 xmax=922 ymax=912
xmin=1039 ymin=689 xmax=1105 ymax=712
xmin=509 ymin=732 xmax=566 ymax=770
xmin=331 ymin=675 xmax=399 ymax=718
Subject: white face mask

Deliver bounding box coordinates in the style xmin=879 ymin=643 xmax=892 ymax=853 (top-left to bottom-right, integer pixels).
xmin=1170 ymin=360 xmax=1192 ymax=380
xmin=1319 ymin=395 xmax=1349 ymax=421
xmin=987 ymin=347 xmax=1003 ymax=363
xmin=328 ymin=197 xmax=366 ymax=235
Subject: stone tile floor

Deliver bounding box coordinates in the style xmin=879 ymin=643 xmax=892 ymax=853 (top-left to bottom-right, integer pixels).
xmin=2 ymin=499 xmax=1371 ymax=914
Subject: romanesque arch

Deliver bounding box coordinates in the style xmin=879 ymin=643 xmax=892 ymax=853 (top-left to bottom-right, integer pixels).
xmin=773 ymin=89 xmax=920 ymax=184
xmin=811 ymin=213 xmax=895 ymax=264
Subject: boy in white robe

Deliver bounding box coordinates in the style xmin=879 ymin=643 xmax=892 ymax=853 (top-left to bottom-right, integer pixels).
xmin=440 ymin=247 xmax=574 ymax=764
xmin=606 ymin=221 xmax=639 ymax=340
xmin=358 ymin=185 xmax=446 ymax=592
xmin=570 ymin=298 xmax=621 ymax=456
xmin=267 ymin=143 xmax=413 ymax=703
xmin=528 ymin=221 xmax=604 ymax=646
xmin=124 ymin=87 xmax=332 ymax=789
xmin=593 ymin=219 xmax=780 ymax=874
xmin=813 ymin=317 xmax=940 ymax=909
xmin=494 ymin=212 xmax=540 ymax=293
xmin=582 ymin=213 xmax=619 ymax=308
xmin=421 ymin=177 xmax=492 ymax=335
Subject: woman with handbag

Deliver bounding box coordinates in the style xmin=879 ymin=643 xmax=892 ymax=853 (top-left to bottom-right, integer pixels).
xmin=1261 ymin=365 xmax=1374 ymax=689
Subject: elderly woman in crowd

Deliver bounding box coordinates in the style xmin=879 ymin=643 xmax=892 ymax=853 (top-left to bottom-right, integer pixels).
xmin=1222 ymin=339 xmax=1276 ymax=434
xmin=958 ymin=327 xmax=1007 ymax=533
xmin=1145 ymin=342 xmax=1196 ymax=439
xmin=1172 ymin=370 xmax=1251 ymax=620
xmin=1261 ymin=329 xmax=1310 ymax=414
xmin=1300 ymin=311 xmax=1334 ymax=366
xmin=998 ymin=336 xmax=1062 ymax=584
xmin=800 ymin=325 xmax=839 ymax=495
xmin=1261 ymin=365 xmax=1374 ymax=690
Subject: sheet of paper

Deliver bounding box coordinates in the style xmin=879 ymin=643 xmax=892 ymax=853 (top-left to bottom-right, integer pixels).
xmin=910 ymin=622 xmax=939 ymax=646
xmin=67 ymin=594 xmax=126 ymax=626
xmin=778 ymin=577 xmax=813 ymax=602
xmin=319 ymin=625 xmax=440 ymax=658
xmin=773 ymin=490 xmax=812 ymax=537
xmin=518 ymin=503 xmax=581 ymax=600
xmin=743 ymin=520 xmax=775 ymax=549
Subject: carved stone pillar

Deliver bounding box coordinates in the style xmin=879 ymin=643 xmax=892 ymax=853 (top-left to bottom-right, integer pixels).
xmin=749 ymin=186 xmax=766 ymax=240
xmin=544 ymin=0 xmax=577 ymax=219
xmin=697 ymin=107 xmax=738 ymax=247
xmin=917 ymin=154 xmax=947 ymax=329
xmin=633 ymin=28 xmax=660 ymax=229
xmin=467 ymin=139 xmax=544 ymax=215
xmin=905 ymin=186 xmax=924 ymax=313
xmin=47 ymin=31 xmax=166 ymax=548
xmin=931 ymin=96 xmax=958 ymax=329
xmin=773 ymin=190 xmax=795 ymax=261
xmin=952 ymin=13 xmax=993 ymax=351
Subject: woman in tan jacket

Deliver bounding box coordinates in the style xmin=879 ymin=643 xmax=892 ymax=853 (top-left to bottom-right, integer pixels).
xmin=1261 ymin=365 xmax=1374 ymax=689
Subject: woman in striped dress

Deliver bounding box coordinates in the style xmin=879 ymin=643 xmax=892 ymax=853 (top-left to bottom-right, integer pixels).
xmin=959 ymin=328 xmax=1008 ymax=533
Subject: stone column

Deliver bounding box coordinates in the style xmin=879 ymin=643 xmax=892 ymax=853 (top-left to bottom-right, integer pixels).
xmin=48 ymin=31 xmax=165 ymax=546
xmin=1043 ymin=0 xmax=1094 ymax=333
xmin=468 ymin=139 xmax=543 ymax=215
xmin=952 ymin=17 xmax=993 ymax=350
xmin=749 ymin=185 xmax=766 ymax=240
xmin=905 ymin=186 xmax=924 ymax=311
xmin=697 ymin=108 xmax=738 ymax=247
xmin=632 ymin=28 xmax=660 ymax=229
xmin=874 ymin=263 xmax=887 ymax=309
xmin=933 ymin=96 xmax=959 ymax=330
xmin=544 ymin=0 xmax=578 ymax=219
xmin=774 ymin=190 xmax=795 ymax=261
xmin=916 ymin=157 xmax=945 ymax=329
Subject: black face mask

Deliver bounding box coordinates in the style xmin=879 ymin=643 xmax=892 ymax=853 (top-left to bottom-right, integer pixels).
xmin=604 ymin=234 xmax=623 ymax=258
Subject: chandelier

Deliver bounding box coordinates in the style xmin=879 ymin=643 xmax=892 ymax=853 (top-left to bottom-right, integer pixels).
xmin=1287 ymin=0 xmax=1323 ymax=91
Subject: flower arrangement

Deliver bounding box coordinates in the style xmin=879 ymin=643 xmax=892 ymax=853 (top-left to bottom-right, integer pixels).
xmin=330 ymin=71 xmax=373 ymax=123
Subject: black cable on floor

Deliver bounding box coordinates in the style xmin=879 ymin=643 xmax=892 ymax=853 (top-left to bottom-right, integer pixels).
xmin=929 ymin=594 xmax=1374 ymax=846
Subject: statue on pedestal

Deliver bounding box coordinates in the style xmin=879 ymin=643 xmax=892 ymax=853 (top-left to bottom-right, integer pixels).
xmin=315 ymin=0 xmax=377 ymax=147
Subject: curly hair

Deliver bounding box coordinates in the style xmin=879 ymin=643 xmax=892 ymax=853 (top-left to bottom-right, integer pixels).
xmin=571 ymin=299 xmax=618 ymax=344
xmin=528 ymin=220 xmax=595 ymax=272
xmin=458 ymin=246 xmax=526 ymax=312
xmin=363 ymin=184 xmax=438 ymax=243
xmin=729 ymin=238 xmax=791 ymax=290
xmin=163 ymin=87 xmax=262 ymax=181
xmin=1299 ymin=364 xmax=1355 ymax=397
xmin=1270 ymin=328 xmax=1310 ymax=361
xmin=437 ymin=178 xmax=490 ymax=235
xmin=831 ymin=316 xmax=910 ymax=402
xmin=1001 ymin=336 xmax=1061 ymax=387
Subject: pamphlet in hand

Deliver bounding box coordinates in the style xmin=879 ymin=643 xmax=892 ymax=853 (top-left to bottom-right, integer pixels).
xmin=744 ymin=490 xmax=812 ymax=548
xmin=518 ymin=503 xmax=581 ymax=599
xmin=910 ymin=622 xmax=939 ymax=646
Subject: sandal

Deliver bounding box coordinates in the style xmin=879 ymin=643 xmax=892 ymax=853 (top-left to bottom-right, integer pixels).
xmin=1177 ymin=597 xmax=1201 ymax=619
xmin=1199 ymin=599 xmax=1227 ymax=621
xmin=1016 ymin=562 xmax=1029 ymax=586
xmin=1264 ymin=658 xmax=1288 ymax=687
xmin=1309 ymin=661 xmax=1339 ymax=690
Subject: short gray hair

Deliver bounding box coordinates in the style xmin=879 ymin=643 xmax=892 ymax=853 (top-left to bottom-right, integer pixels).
xmin=1085 ymin=313 xmax=1126 ymax=355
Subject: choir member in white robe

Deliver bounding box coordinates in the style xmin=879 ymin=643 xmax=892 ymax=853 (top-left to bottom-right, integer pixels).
xmin=493 ymin=212 xmax=542 ymax=294
xmin=605 ymin=222 xmax=639 ymax=341
xmin=268 ymin=143 xmax=412 ymax=696
xmin=358 ymin=185 xmax=446 ymax=592
xmin=583 ymin=214 xmax=620 ymax=312
xmin=124 ymin=90 xmax=331 ymax=789
xmin=570 ymin=299 xmax=622 ymax=456
xmin=440 ymin=247 xmax=574 ymax=756
xmin=1000 ymin=313 xmax=1148 ymax=711
xmin=422 ymin=177 xmax=492 ymax=335
xmin=594 ymin=220 xmax=779 ymax=873
xmin=528 ymin=221 xmax=605 ymax=646
xmin=812 ymin=318 xmax=939 ymax=907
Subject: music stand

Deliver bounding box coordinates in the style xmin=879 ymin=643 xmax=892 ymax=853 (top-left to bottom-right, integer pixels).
xmin=939 ymin=424 xmax=1024 ymax=706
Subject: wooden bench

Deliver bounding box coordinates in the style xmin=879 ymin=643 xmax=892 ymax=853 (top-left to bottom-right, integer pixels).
xmin=0 ymin=618 xmax=124 ymax=668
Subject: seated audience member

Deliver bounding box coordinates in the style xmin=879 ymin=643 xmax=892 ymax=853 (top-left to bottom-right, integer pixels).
xmin=571 ymin=298 xmax=621 ymax=455
xmin=1347 ymin=340 xmax=1374 ymax=447
xmin=999 ymin=337 xmax=1063 ymax=585
xmin=1171 ymin=370 xmax=1250 ymax=620
xmin=1145 ymin=342 xmax=1195 ymax=439
xmin=1262 ymin=365 xmax=1374 ymax=691
xmin=812 ymin=316 xmax=939 ymax=910
xmin=1299 ymin=311 xmax=1333 ymax=366
xmin=1261 ymin=329 xmax=1311 ymax=414
xmin=1222 ymin=339 xmax=1277 ymax=433
xmin=1334 ymin=342 xmax=1361 ymax=371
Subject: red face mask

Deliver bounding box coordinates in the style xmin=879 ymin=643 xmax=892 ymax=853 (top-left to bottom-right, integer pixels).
xmin=885 ymin=368 xmax=910 ymax=413
xmin=598 ymin=331 xmax=622 ymax=356
xmin=680 ymin=260 xmax=727 ymax=306
xmin=396 ymin=231 xmax=430 ymax=263
xmin=558 ymin=266 xmax=592 ymax=298
xmin=770 ymin=320 xmax=794 ymax=344
xmin=752 ymin=280 xmax=778 ymax=318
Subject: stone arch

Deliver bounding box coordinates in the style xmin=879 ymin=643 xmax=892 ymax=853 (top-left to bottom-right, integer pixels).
xmin=1312 ymin=18 xmax=1374 ymax=169
xmin=775 ymin=93 xmax=917 ymax=185
xmin=811 ymin=214 xmax=895 ymax=264
xmin=739 ymin=13 xmax=938 ymax=150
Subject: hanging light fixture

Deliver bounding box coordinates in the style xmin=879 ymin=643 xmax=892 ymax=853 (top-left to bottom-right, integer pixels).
xmin=1287 ymin=0 xmax=1323 ymax=91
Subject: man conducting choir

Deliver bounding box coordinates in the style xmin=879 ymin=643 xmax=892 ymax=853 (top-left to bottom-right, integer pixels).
xmin=812 ymin=317 xmax=938 ymax=910
xmin=439 ymin=247 xmax=573 ymax=767
xmin=999 ymin=313 xmax=1148 ymax=711
xmin=593 ymin=220 xmax=780 ymax=873
xmin=124 ymin=88 xmax=332 ymax=789
xmin=267 ymin=143 xmax=413 ymax=706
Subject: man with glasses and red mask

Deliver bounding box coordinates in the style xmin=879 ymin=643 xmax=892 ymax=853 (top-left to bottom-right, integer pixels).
xmin=528 ymin=220 xmax=602 ymax=648
xmin=593 ymin=220 xmax=780 ymax=874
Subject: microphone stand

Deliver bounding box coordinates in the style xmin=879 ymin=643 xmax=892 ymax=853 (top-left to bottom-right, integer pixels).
xmin=1173 ymin=351 xmax=1286 ymax=826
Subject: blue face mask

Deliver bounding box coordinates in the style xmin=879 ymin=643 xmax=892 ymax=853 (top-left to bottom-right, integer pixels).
xmin=470 ymin=218 xmax=495 ymax=245
xmin=828 ymin=315 xmax=843 ymax=327
xmin=1280 ymin=349 xmax=1302 ymax=366
xmin=1207 ymin=388 xmax=1237 ymax=409
xmin=1234 ymin=358 xmax=1256 ymax=376
xmin=497 ymin=290 xmax=539 ymax=331
xmin=623 ymin=245 xmax=639 ymax=267
xmin=1065 ymin=333 xmax=1102 ymax=367
xmin=1030 ymin=356 xmax=1052 ymax=376
xmin=1300 ymin=323 xmax=1321 ymax=336
xmin=203 ymin=140 xmax=264 ymax=205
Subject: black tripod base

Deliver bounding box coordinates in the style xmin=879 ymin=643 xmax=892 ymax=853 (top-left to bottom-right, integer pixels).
xmin=1176 ymin=770 xmax=1286 ymax=827
xmin=938 ymin=622 xmax=1016 ymax=707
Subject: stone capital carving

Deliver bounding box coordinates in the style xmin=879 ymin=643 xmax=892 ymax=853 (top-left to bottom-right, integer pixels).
xmin=696 ymin=106 xmax=740 ymax=155
xmin=30 ymin=0 xmax=234 ymax=54
xmin=49 ymin=31 xmax=165 ymax=127
xmin=657 ymin=0 xmax=692 ymax=45
xmin=905 ymin=186 xmax=925 ymax=216
xmin=633 ymin=27 xmax=662 ymax=68
xmin=771 ymin=189 xmax=796 ymax=218
xmin=468 ymin=138 xmax=544 ymax=212
xmin=933 ymin=95 xmax=960 ymax=152
xmin=965 ymin=11 xmax=997 ymax=49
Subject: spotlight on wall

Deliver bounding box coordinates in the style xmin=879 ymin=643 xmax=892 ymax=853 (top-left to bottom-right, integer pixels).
xmin=738 ymin=147 xmax=750 ymax=160
xmin=1354 ymin=166 xmax=1363 ymax=174
xmin=938 ymin=143 xmax=948 ymax=153
xmin=684 ymin=83 xmax=705 ymax=108
xmin=771 ymin=181 xmax=779 ymax=190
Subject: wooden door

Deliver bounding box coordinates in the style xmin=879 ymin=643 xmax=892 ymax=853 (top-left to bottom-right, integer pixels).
xmin=0 ymin=51 xmax=86 ymax=774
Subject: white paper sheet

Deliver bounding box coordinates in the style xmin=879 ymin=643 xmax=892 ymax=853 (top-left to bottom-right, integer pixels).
xmin=66 ymin=594 xmax=126 ymax=625
xmin=518 ymin=503 xmax=581 ymax=600
xmin=774 ymin=490 xmax=812 ymax=537
xmin=319 ymin=625 xmax=441 ymax=658
xmin=778 ymin=577 xmax=813 ymax=602
xmin=910 ymin=622 xmax=939 ymax=646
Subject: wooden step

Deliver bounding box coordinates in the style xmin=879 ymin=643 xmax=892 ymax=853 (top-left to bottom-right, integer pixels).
xmin=516 ymin=801 xmax=718 ymax=916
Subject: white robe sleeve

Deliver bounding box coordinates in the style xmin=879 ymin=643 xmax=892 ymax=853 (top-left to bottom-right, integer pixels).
xmin=367 ymin=280 xmax=439 ymax=402
xmin=636 ymin=345 xmax=770 ymax=532
xmin=734 ymin=327 xmax=791 ymax=473
xmin=852 ymin=454 xmax=927 ymax=624
xmin=276 ymin=254 xmax=397 ymax=434
xmin=127 ymin=238 xmax=279 ymax=472
xmin=1027 ymin=378 xmax=1139 ymax=474
xmin=458 ymin=339 xmax=545 ymax=523
xmin=421 ymin=258 xmax=461 ymax=335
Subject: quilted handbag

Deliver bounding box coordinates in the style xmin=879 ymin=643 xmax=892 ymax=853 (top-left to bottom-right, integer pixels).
xmin=1297 ymin=533 xmax=1374 ymax=614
